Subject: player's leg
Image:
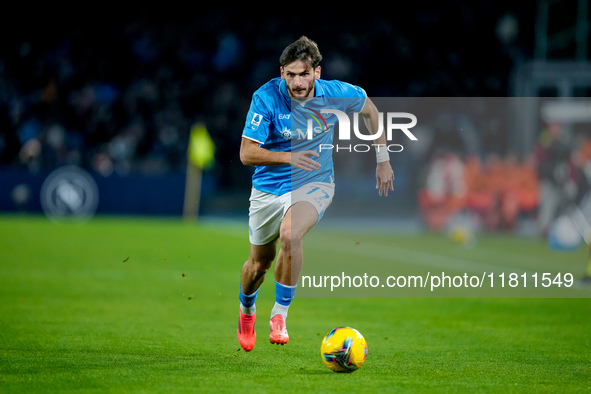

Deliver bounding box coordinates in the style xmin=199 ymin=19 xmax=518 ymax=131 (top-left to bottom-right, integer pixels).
xmin=237 ymin=188 xmax=284 ymax=351
xmin=240 ymin=240 xmax=278 ymax=310
xmin=237 ymin=240 xmax=277 ymax=352
xmin=275 ymin=201 xmax=319 ymax=286
xmin=269 ymin=201 xmax=319 ymax=345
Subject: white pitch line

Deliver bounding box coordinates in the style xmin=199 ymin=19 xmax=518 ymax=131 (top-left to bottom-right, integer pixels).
xmin=308 ymin=235 xmax=541 ymax=275
xmin=305 ymin=234 xmax=591 ymax=293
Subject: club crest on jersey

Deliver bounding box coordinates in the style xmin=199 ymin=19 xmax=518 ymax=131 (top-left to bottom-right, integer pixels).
xmin=279 ymin=127 xmax=293 ymax=140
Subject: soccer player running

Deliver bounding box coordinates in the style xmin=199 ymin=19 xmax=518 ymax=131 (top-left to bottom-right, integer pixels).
xmin=237 ymin=36 xmax=394 ymax=351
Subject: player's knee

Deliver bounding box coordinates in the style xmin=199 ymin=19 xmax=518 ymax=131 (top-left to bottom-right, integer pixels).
xmin=279 ymin=225 xmax=291 ymax=250
xmin=248 ymin=257 xmax=273 ymax=275
xmin=279 ymin=227 xmax=303 ymax=254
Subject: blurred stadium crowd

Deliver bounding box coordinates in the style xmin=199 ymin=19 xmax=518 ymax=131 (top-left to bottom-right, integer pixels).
xmin=419 ymin=122 xmax=591 ymax=234
xmin=0 ymin=3 xmax=588 ymax=234
xmin=0 ymin=5 xmax=529 ymax=177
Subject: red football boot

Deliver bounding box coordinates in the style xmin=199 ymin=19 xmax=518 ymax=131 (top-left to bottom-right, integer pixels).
xmin=269 ymin=314 xmax=289 ymax=345
xmin=237 ymin=311 xmax=256 ymax=351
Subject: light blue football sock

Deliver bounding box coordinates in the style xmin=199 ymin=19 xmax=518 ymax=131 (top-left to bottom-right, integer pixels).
xmin=239 ymin=285 xmax=259 ymax=315
xmin=271 ymin=281 xmax=297 ymax=320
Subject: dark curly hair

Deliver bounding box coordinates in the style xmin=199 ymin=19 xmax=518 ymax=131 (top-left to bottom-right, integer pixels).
xmin=279 ymin=36 xmax=323 ymax=69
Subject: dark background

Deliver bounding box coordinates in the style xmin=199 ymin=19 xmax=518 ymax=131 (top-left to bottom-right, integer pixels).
xmin=0 ymin=2 xmax=588 ymax=225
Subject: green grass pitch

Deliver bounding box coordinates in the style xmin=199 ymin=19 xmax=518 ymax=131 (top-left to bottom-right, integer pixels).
xmin=1 ymin=214 xmax=590 ymax=392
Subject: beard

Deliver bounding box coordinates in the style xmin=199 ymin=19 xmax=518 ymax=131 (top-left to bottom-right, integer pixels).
xmin=287 ymin=82 xmax=314 ymax=100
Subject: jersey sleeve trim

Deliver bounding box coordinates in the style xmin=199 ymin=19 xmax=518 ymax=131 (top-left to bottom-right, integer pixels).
xmin=242 ymin=135 xmax=264 ymax=144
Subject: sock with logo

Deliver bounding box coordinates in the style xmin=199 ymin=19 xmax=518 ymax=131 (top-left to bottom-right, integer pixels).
xmin=271 ymin=281 xmax=297 ymax=320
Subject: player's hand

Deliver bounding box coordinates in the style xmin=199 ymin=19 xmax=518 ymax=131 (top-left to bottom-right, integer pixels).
xmin=376 ymin=161 xmax=394 ymax=196
xmin=291 ymin=150 xmax=320 ymax=171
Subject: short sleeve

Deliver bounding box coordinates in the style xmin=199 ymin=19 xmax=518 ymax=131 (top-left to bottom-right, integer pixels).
xmin=326 ymin=80 xmax=367 ymax=113
xmin=343 ymin=83 xmax=367 ymax=113
xmin=242 ymin=93 xmax=272 ymax=144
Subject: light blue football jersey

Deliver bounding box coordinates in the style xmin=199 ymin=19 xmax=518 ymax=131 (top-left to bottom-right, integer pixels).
xmin=242 ymin=77 xmax=366 ymax=195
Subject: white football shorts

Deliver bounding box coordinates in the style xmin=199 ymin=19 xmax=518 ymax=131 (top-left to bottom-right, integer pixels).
xmin=248 ymin=181 xmax=335 ymax=245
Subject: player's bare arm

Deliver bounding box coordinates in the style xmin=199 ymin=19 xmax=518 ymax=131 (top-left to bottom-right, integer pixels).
xmin=240 ymin=137 xmax=320 ymax=172
xmin=359 ymin=98 xmax=395 ymax=196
